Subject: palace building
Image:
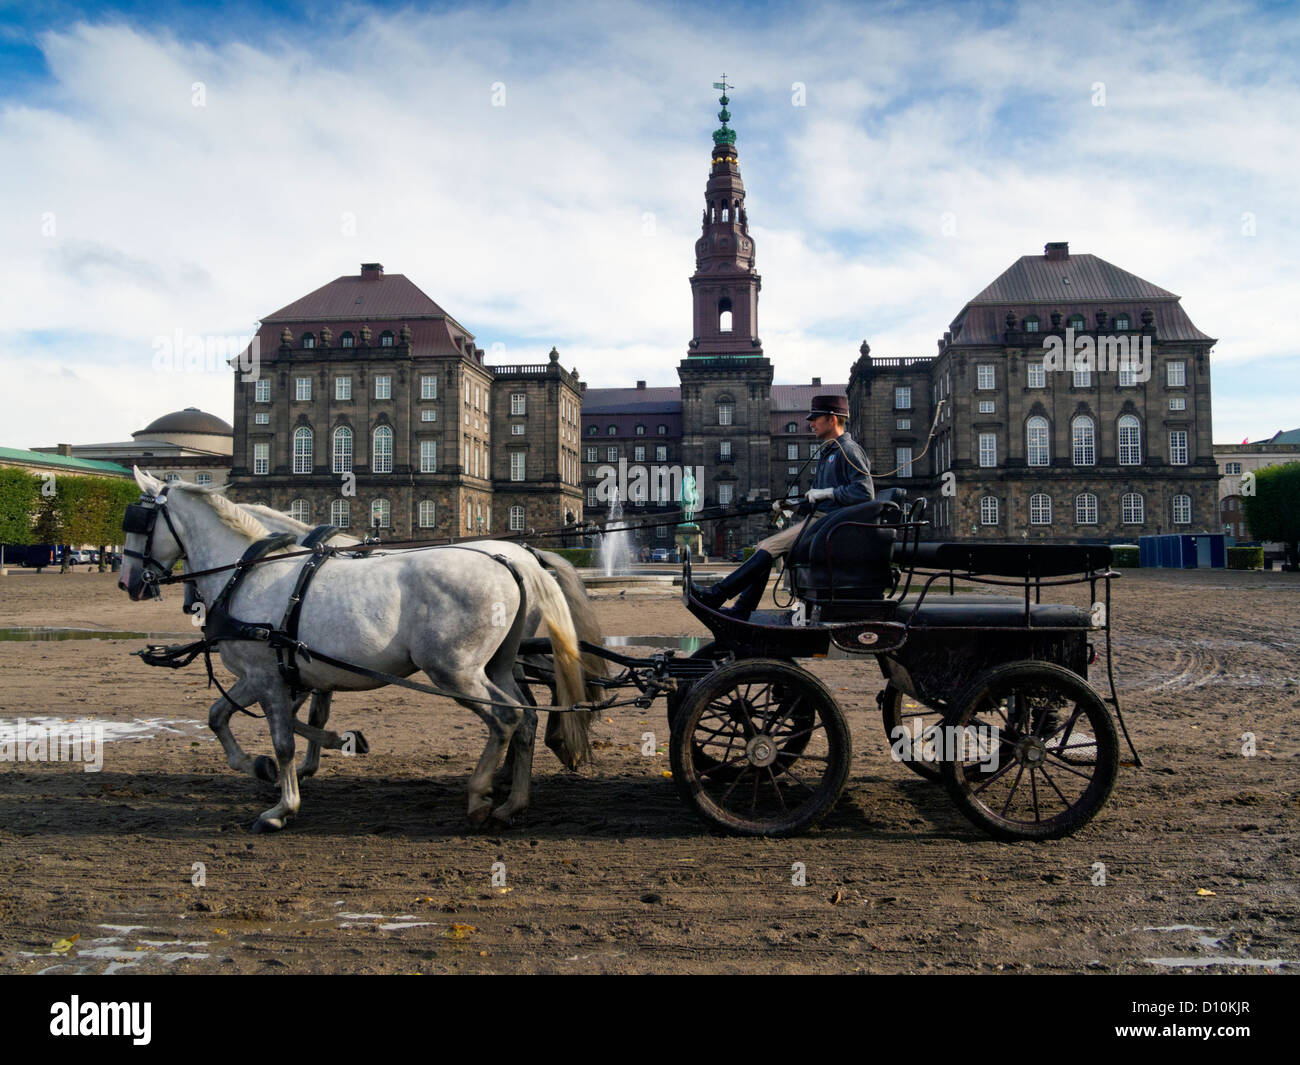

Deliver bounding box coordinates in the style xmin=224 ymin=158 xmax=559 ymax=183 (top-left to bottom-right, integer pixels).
xmin=226 ymin=264 xmax=584 ymax=537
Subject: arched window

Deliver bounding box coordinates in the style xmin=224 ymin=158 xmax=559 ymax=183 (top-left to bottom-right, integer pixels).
xmin=372 ymin=426 xmax=393 ymax=473
xmin=1026 ymin=416 xmax=1050 ymax=466
xmin=1118 ymin=415 xmax=1142 ymax=465
xmin=379 ymin=330 xmax=394 ymax=347
xmin=721 ymin=204 xmax=730 ymax=222
xmin=657 ymin=424 xmax=667 ymax=435
xmin=718 ymin=297 xmax=733 ymax=334
xmin=1029 ymin=493 xmax=1052 ymax=525
xmin=1023 ymin=315 xmax=1040 ymax=333
xmin=370 ymin=498 xmax=391 ymax=529
xmin=1172 ymin=494 xmax=1192 ymax=525
xmin=1075 ymin=493 xmax=1098 ymax=525
xmin=1067 ymin=314 xmax=1086 ymax=331
xmin=418 ymin=500 xmax=436 ymax=528
xmin=635 ymin=424 xmax=645 ymax=436
xmin=300 ymin=332 xmax=315 ymax=349
xmin=332 ymin=426 xmax=353 ymax=473
xmin=1121 ymin=492 xmax=1144 ymax=524
xmin=588 ymin=425 xmax=597 ymax=436
xmin=1072 ymin=415 xmax=1096 ymax=465
xmin=786 ymin=422 xmax=799 ymax=433
xmin=980 ymin=496 xmax=999 ymax=525
xmin=509 ymin=505 xmax=525 ymax=531
xmin=293 ymin=426 xmax=313 ymax=474
xmin=607 ymin=425 xmax=617 ymax=436
xmin=330 ymin=499 xmax=350 ymax=528
xmin=289 ymin=498 xmax=311 ymax=522
xmin=340 ymin=331 xmax=355 ymax=348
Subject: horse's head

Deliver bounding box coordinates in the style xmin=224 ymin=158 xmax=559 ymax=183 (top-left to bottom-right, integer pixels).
xmin=119 ymin=467 xmax=187 ymax=600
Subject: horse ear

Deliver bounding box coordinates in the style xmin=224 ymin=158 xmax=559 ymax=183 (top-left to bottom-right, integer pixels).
xmin=133 ymin=466 xmax=161 ymax=494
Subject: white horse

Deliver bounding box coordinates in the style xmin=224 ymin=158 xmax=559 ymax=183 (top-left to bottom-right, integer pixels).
xmin=120 ymin=468 xmax=587 ymax=831
xmin=201 ymin=503 xmax=606 ymax=789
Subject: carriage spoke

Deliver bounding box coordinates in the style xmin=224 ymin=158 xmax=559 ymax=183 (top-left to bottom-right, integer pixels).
xmin=998 ymin=762 xmax=1028 ymax=817
xmin=765 ymin=768 xmax=788 ymax=811
xmin=1037 ymin=763 xmax=1073 ymax=808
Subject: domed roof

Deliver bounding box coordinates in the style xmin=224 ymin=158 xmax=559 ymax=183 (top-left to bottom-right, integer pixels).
xmin=136 ymin=407 xmax=233 ymax=437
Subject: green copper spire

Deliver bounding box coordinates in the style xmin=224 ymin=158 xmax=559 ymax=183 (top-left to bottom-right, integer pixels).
xmin=711 ymin=76 xmax=736 ymax=146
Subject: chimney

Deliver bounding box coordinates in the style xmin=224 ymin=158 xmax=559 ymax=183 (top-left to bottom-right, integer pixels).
xmin=57 ymin=443 xmax=73 ymax=456
xmin=360 ymin=263 xmax=384 ymax=280
xmin=1044 ymin=242 xmax=1069 ymax=262
xmin=811 ymin=376 xmax=821 ymax=386
xmin=636 ymin=380 xmax=646 ymax=389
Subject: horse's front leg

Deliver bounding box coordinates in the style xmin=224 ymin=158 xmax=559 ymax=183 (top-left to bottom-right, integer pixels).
xmin=209 ymin=681 xmax=307 ymax=784
xmin=251 ymin=687 xmax=302 ymax=833
xmin=455 ymin=678 xmax=522 ymax=828
xmin=297 ymin=691 xmax=332 ymax=778
xmin=494 ymin=700 xmax=537 ymax=825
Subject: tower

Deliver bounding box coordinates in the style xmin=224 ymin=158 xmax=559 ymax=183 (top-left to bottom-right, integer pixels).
xmin=678 ymin=80 xmax=774 ymax=553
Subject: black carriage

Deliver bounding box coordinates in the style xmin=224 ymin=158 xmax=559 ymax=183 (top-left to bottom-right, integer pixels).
xmin=524 ymin=490 xmax=1135 ymax=842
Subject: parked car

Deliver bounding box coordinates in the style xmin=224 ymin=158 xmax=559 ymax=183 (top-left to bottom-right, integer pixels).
xmin=650 ymin=547 xmax=672 ymax=562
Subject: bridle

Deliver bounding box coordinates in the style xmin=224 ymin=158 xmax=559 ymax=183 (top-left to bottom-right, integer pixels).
xmin=121 ymin=486 xmax=189 ymax=598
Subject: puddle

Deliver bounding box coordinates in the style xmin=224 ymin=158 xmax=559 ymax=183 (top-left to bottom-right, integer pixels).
xmin=604 ymin=635 xmax=711 ymax=652
xmin=1145 ymin=956 xmax=1293 ymax=970
xmin=0 ymin=627 xmax=189 ymax=642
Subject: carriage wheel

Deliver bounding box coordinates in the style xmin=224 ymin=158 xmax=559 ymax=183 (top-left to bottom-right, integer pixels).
xmin=665 ymin=641 xmax=732 ymax=728
xmin=669 ymin=659 xmax=850 ymax=836
xmin=878 ymin=683 xmax=946 ymax=783
xmin=939 ymin=662 xmax=1118 ymax=841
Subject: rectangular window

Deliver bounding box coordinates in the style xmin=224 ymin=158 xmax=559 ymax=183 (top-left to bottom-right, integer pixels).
xmin=788 ymin=466 xmax=798 ymax=475
xmin=195 ymin=472 xmax=211 ymax=486
xmin=719 ymin=440 xmax=731 ymax=459
xmin=512 ymin=423 xmax=525 ymax=435
xmin=253 ymin=443 xmax=269 ymax=475
xmin=1169 ymin=397 xmax=1186 ymax=411
xmin=1073 ymin=366 xmax=1091 ymax=387
xmin=1167 ymin=361 xmax=1186 ymax=387
xmin=335 ymin=376 xmax=351 ymax=400
xmin=511 ymin=393 xmax=526 ymax=415
xmin=418 ymin=501 xmax=436 ymax=528
xmin=786 ymin=443 xmax=798 ymax=460
xmin=586 ymin=446 xmax=597 ymax=463
xmin=254 ymin=412 xmax=269 ymax=425
xmin=655 ymin=445 xmax=667 ymax=461
xmin=1169 ymin=430 xmax=1189 ymax=465
xmin=1076 ymin=495 xmax=1098 ymax=525
xmin=718 ymin=403 xmax=733 ymax=426
xmin=894 ymin=386 xmax=911 ymax=410
xmin=978 ymin=432 xmax=997 ymax=468
xmin=255 ymin=379 xmax=270 ymax=403
xmin=1118 ymin=366 xmax=1136 ymax=387
xmin=331 ymin=500 xmax=350 ymax=528
xmin=420 ymin=440 xmax=437 ymax=473
xmin=1225 ymin=461 xmax=1242 ymax=475
xmin=977 ymin=365 xmax=995 ymax=390
xmin=421 ymin=409 xmax=436 ymax=422
xmin=606 ymin=446 xmax=617 ymax=462
xmin=510 ymin=452 xmax=525 ymax=482
xmin=896 ymin=418 xmax=911 ymax=430
xmin=1173 ymin=495 xmax=1192 ymax=524
xmin=718 ymin=484 xmax=733 ymax=505
xmin=586 ymin=487 xmax=597 ymax=507
xmin=978 ymin=400 xmax=994 ymax=414
xmin=421 ymin=375 xmax=438 ymax=400
xmin=980 ymin=497 xmax=999 ymax=525
xmin=1027 ymin=362 xmax=1045 ymax=388
xmin=296 ymin=377 xmax=311 ymax=401
xmin=375 ymin=375 xmax=391 ymax=400
xmin=895 ymin=447 xmax=913 ymax=478
xmin=633 ymin=445 xmax=646 ymax=462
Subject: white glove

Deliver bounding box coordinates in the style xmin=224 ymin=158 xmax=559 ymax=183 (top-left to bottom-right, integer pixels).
xmin=806 ymin=487 xmax=835 ymax=504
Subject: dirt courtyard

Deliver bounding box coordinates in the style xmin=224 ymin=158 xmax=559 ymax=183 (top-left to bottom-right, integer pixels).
xmin=1 ymin=566 xmax=1296 ymax=974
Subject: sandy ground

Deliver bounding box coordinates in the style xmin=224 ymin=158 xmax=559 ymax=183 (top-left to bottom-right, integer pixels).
xmin=0 ymin=566 xmax=1297 ymax=974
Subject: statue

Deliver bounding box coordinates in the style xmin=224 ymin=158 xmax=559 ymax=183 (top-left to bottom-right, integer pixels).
xmin=681 ymin=468 xmax=700 ymax=523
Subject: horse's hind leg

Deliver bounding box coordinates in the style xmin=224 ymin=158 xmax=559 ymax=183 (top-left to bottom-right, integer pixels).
xmin=297 ymin=691 xmax=332 ymax=778
xmin=451 ymin=675 xmax=524 ymax=828
xmin=209 ymin=679 xmax=306 ymax=783
xmin=251 ymin=689 xmax=302 ymax=833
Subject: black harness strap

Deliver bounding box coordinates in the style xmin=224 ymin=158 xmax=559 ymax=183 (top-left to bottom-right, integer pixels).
xmin=301 ymin=524 xmax=342 ymax=550
xmin=275 ymin=543 xmax=334 ymax=694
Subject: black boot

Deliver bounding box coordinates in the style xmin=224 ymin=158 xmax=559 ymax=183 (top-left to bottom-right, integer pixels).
xmin=719 ymin=553 xmax=774 ymax=620
xmin=697 ymin=550 xmax=773 ymax=610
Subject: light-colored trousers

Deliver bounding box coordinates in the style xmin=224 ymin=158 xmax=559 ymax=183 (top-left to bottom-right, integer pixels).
xmin=756 ymin=515 xmax=822 ymax=558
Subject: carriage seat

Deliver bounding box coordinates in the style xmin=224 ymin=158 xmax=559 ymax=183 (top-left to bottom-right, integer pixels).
xmin=789 ymin=488 xmax=910 ymax=604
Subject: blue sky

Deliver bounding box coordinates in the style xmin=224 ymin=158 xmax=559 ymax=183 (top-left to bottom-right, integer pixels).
xmin=1 ymin=0 xmax=1296 ymax=447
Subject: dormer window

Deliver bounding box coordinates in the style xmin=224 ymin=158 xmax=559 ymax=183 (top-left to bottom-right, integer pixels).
xmin=1023 ymin=316 xmax=1039 ymax=333
xmin=786 ymin=422 xmax=798 ymax=433
xmin=380 ymin=330 xmax=394 ymax=347
xmin=340 ymin=332 xmax=355 ymax=348
xmin=1113 ymin=314 xmax=1130 ymax=330
xmin=301 ymin=332 xmax=315 ymax=349
xmin=1067 ymin=314 xmax=1086 ymax=331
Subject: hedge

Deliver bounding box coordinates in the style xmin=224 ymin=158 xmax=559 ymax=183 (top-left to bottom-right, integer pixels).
xmin=546 ymin=548 xmax=597 ymax=568
xmin=1227 ymin=545 xmax=1264 ymax=570
xmin=1111 ymin=545 xmax=1140 ymax=568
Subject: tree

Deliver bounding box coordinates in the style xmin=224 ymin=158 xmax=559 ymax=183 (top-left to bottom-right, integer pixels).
xmin=0 ymin=468 xmax=39 ymax=566
xmin=1242 ymin=461 xmax=1300 ymax=567
xmin=98 ymin=479 xmax=141 ymax=570
xmin=31 ymin=494 xmax=63 ymax=571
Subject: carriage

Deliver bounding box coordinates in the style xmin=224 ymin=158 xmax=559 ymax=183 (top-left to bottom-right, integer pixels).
xmin=520 ymin=489 xmax=1136 ymax=842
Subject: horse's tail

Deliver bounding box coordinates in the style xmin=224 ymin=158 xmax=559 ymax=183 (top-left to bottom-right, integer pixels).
xmin=520 ymin=555 xmax=590 ymax=769
xmin=536 ymin=549 xmax=608 ymax=698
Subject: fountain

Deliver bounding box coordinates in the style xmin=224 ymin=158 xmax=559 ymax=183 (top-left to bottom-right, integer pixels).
xmin=598 ymin=488 xmax=633 ymax=576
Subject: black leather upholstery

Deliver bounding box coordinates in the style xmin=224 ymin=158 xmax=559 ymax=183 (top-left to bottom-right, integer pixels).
xmin=790 ymin=489 xmax=908 ymax=601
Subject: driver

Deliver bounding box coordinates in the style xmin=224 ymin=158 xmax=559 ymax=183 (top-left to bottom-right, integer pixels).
xmin=697 ymin=394 xmax=873 ymax=619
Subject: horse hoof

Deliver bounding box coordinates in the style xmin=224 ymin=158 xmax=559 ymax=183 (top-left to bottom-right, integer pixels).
xmin=345 ymin=730 xmax=369 ymax=755
xmin=253 ymin=756 xmax=278 ymax=784
xmin=250 ymin=815 xmax=282 ymax=833
xmin=467 ymin=804 xmax=492 ymax=829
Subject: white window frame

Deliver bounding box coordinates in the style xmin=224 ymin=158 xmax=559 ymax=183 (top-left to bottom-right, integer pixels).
xmin=718 ymin=403 xmax=733 ymax=426
xmin=511 ymin=423 xmax=525 ymax=435
xmin=296 ymin=377 xmax=311 ymax=402
xmin=1169 ymin=430 xmax=1189 ymax=466
xmin=978 ymin=400 xmax=995 ymax=414
xmin=195 ymin=472 xmax=212 ymax=486
xmin=978 ymin=432 xmax=997 ymax=468
xmin=293 ymin=427 xmax=313 ymax=474
xmin=254 ymin=379 xmax=270 ymax=403
xmin=332 ymin=426 xmax=353 ymax=473
xmin=1026 ymin=417 xmax=1049 ymax=467
xmin=372 ymin=426 xmax=393 ymax=473
xmin=894 ymin=386 xmax=911 ymax=410
xmin=1122 ymin=493 xmax=1144 ymax=524
xmin=511 ymin=393 xmax=526 ymax=416
xmin=1173 ymin=494 xmax=1192 ymax=524
xmin=586 ymin=446 xmax=597 ymax=463
xmin=895 ymin=447 xmax=913 ymax=478
xmin=254 ymin=412 xmax=269 ymax=425
xmin=1167 ymin=360 xmax=1186 ymax=387
xmin=421 ymin=375 xmax=438 ymax=400
xmin=976 ymin=365 xmax=995 ymax=390
xmin=1027 ymin=362 xmax=1045 ymax=388
xmin=289 ymin=499 xmax=311 ymax=523
xmin=374 ymin=375 xmax=391 ymax=400
xmin=422 ymin=409 xmax=437 ymax=422
xmin=1029 ymin=493 xmax=1052 ymax=525
xmin=371 ymin=499 xmax=391 ymax=528
xmin=718 ymin=483 xmax=734 ymax=505
xmin=331 ymin=499 xmax=350 ymax=528
xmin=1072 ymin=416 xmax=1096 ymax=466
xmin=418 ymin=500 xmax=436 ymax=528
xmin=509 ymin=505 xmax=525 ymax=531
xmin=1169 ymin=397 xmax=1186 ymax=411
xmin=1075 ymin=493 xmax=1098 ymax=525
xmin=1118 ymin=416 xmax=1142 ymax=465
xmin=335 ymin=376 xmax=351 ymax=401
xmin=980 ymin=496 xmax=999 ymax=525
xmin=420 ymin=440 xmax=437 ymax=473
xmin=510 ymin=452 xmax=526 ymax=482
xmin=253 ymin=442 xmax=269 ymax=475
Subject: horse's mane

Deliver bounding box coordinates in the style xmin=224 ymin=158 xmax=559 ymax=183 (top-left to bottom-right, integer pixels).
xmin=242 ymin=503 xmax=313 ymax=533
xmin=169 ymin=482 xmax=271 ymax=540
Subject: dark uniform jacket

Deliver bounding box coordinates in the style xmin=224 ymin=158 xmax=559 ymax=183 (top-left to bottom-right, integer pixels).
xmin=805 ymin=431 xmax=874 ymax=513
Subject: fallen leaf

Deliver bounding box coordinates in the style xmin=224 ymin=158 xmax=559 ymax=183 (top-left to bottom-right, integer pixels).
xmin=661 ymin=770 xmax=673 ymax=778
xmin=830 ymin=888 xmax=843 ymax=905
xmin=51 ymin=934 xmax=80 ymax=954
xmin=445 ymin=923 xmax=477 ymax=940
xmin=1196 ymin=888 xmax=1217 ymax=897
